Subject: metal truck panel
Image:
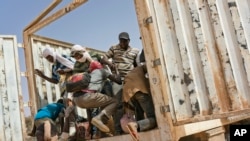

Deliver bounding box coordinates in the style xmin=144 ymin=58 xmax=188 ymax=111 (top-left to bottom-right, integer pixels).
xmin=0 ymin=36 xmax=25 ymax=141
xmin=133 ymin=0 xmax=250 ymax=139
xmin=138 ymin=0 xmax=250 ymax=120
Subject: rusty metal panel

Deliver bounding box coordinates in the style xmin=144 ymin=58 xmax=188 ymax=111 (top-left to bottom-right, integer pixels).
xmin=0 ymin=35 xmax=24 ymax=141
xmin=137 ymin=0 xmax=250 ymax=124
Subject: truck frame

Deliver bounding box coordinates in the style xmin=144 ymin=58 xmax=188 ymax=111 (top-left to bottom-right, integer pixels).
xmin=1 ymin=0 xmax=250 ymax=140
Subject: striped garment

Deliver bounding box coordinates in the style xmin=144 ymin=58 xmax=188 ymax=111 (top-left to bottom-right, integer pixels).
xmin=105 ymin=44 xmax=139 ymax=79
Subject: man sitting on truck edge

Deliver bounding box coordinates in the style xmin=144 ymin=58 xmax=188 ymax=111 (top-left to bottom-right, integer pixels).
xmin=123 ymin=50 xmax=156 ymax=140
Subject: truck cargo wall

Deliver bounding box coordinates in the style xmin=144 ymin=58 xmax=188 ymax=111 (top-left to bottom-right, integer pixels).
xmin=0 ymin=35 xmax=25 ymax=141
xmin=138 ymin=0 xmax=250 ymax=122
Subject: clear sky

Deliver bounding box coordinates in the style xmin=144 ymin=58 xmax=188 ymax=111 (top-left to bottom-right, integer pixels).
xmin=0 ymin=0 xmax=143 ymax=116
xmin=1 ymin=0 xmax=143 ymax=50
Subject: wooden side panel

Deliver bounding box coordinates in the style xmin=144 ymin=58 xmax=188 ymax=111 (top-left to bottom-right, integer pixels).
xmin=0 ymin=36 xmax=24 ymax=141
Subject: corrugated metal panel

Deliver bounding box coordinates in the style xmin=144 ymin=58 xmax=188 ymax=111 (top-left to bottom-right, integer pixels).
xmin=0 ymin=35 xmax=24 ymax=141
xmin=138 ymin=0 xmax=250 ymax=124
xmin=133 ymin=0 xmax=250 ymax=140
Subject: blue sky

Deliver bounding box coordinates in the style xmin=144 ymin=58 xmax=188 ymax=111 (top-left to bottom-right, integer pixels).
xmin=1 ymin=0 xmax=142 ymax=50
xmin=1 ymin=0 xmax=142 ymax=116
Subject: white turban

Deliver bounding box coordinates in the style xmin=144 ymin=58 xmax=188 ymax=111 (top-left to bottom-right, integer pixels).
xmin=42 ymin=48 xmax=74 ymax=69
xmin=71 ymin=44 xmax=86 ymax=53
xmin=42 ymin=48 xmax=54 ymax=58
xmin=71 ymin=44 xmax=92 ymax=63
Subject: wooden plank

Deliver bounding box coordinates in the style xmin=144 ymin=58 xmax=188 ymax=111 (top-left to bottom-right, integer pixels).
xmin=194 ymin=0 xmax=230 ymax=112
xmin=13 ymin=38 xmax=27 ymax=140
xmin=32 ymin=41 xmax=47 ymax=107
xmin=3 ymin=37 xmax=24 ymax=140
xmin=44 ymin=44 xmax=53 ymax=104
xmin=32 ymin=34 xmax=74 ymax=49
xmin=23 ymin=0 xmax=62 ymax=31
xmin=0 ymin=37 xmax=6 ymax=140
xmin=92 ymin=129 xmax=161 ymax=141
xmin=216 ymin=0 xmax=250 ymax=108
xmin=235 ymin=0 xmax=250 ymax=53
xmin=134 ymin=0 xmax=175 ymax=140
xmin=23 ymin=32 xmax=39 ymax=117
xmin=174 ymin=108 xmax=250 ymax=126
xmin=26 ymin=0 xmax=88 ymax=34
xmin=206 ymin=127 xmax=226 ymax=141
xmin=150 ymin=0 xmax=193 ymax=120
xmin=31 ymin=34 xmax=105 ymax=54
xmin=175 ymin=111 xmax=250 ymax=139
xmin=176 ymin=0 xmax=211 ymax=115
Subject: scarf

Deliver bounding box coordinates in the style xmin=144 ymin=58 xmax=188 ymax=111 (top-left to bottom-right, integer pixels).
xmin=70 ymin=45 xmax=92 ymax=63
xmin=42 ymin=48 xmax=74 ymax=69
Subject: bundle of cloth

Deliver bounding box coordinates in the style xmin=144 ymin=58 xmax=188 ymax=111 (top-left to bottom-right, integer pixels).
xmin=66 ymin=61 xmax=103 ymax=92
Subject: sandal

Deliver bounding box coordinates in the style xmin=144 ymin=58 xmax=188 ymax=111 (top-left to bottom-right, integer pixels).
xmin=126 ymin=122 xmax=139 ymax=141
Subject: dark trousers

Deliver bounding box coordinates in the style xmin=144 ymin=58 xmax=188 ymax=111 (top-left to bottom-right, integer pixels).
xmin=131 ymin=92 xmax=156 ymax=131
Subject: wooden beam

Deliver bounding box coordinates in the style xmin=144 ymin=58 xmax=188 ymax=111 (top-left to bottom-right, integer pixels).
xmin=174 ymin=108 xmax=250 ymax=126
xmin=26 ymin=0 xmax=88 ymax=35
xmin=134 ymin=0 xmax=175 ymax=140
xmin=24 ymin=0 xmax=62 ymax=32
xmin=22 ymin=32 xmax=38 ymax=117
xmin=175 ymin=111 xmax=250 ymax=139
xmin=206 ymin=127 xmax=226 ymax=141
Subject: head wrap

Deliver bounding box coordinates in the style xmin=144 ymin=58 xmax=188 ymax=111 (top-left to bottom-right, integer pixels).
xmin=42 ymin=48 xmax=56 ymax=62
xmin=42 ymin=48 xmax=74 ymax=69
xmin=70 ymin=44 xmax=86 ymax=57
xmin=70 ymin=44 xmax=92 ymax=63
xmin=77 ymin=51 xmax=92 ymax=63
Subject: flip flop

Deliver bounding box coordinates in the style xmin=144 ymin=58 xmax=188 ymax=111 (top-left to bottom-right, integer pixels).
xmin=126 ymin=124 xmax=139 ymax=141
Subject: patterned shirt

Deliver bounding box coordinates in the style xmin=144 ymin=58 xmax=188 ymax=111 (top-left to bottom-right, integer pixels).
xmin=105 ymin=44 xmax=139 ymax=79
xmin=51 ymin=54 xmax=74 ymax=82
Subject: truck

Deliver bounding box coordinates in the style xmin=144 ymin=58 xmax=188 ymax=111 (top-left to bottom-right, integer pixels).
xmin=1 ymin=0 xmax=250 ymax=140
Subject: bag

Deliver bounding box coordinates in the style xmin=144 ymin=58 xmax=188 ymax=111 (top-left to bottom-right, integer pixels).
xmin=66 ymin=73 xmax=91 ymax=92
xmin=120 ymin=112 xmax=136 ymax=133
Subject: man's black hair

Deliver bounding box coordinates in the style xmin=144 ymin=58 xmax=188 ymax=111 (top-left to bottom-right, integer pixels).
xmin=56 ymin=98 xmax=64 ymax=104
